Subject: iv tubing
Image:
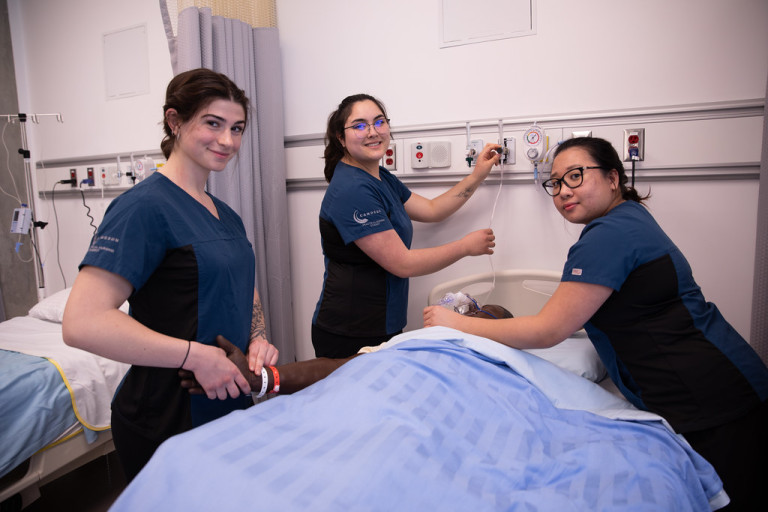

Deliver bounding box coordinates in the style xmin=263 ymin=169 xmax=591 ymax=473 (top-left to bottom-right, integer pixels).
xmin=484 ymin=147 xmax=504 ymax=298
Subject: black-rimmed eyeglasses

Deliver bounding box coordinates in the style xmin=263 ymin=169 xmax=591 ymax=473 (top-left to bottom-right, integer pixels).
xmin=541 ymin=166 xmax=604 ymax=197
xmin=344 ymin=118 xmax=390 ymax=138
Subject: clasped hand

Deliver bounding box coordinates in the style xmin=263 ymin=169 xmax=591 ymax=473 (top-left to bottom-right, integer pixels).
xmin=180 ymin=335 xmax=259 ymax=398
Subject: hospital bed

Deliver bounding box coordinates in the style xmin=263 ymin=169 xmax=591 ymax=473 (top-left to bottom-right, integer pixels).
xmin=0 ymin=288 xmax=129 ymax=509
xmin=110 ymin=269 xmax=728 ymax=511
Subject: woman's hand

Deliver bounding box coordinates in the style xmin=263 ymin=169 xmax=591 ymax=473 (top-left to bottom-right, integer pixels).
xmin=423 ymin=305 xmax=466 ymax=330
xmin=471 ymin=143 xmax=502 ymax=180
xmin=247 ymin=336 xmax=279 ymax=373
xmin=183 ymin=341 xmax=251 ymax=400
xmin=181 ymin=335 xmax=262 ymax=394
xmin=462 ymin=228 xmax=495 ymax=256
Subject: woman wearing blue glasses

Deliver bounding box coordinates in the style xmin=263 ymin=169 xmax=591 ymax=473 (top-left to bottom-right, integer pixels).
xmin=424 ymin=136 xmax=767 ymax=510
xmin=312 ymin=94 xmax=499 ymax=359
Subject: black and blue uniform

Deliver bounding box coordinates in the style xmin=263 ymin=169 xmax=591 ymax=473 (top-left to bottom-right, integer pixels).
xmin=80 ymin=172 xmax=255 ymax=476
xmin=312 ymin=162 xmax=412 ymax=357
xmin=561 ymin=200 xmax=767 ymax=509
xmin=561 ymin=200 xmax=767 ymax=431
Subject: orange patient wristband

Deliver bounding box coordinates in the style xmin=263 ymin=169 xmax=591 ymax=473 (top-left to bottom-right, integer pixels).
xmin=267 ymin=366 xmax=280 ymax=393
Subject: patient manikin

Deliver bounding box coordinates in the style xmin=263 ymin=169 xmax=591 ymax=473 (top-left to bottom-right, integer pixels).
xmin=179 ymin=304 xmax=512 ymax=397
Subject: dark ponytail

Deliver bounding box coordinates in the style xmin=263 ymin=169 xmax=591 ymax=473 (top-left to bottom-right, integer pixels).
xmin=553 ymin=137 xmax=650 ymax=204
xmin=323 ymin=94 xmax=389 ymax=182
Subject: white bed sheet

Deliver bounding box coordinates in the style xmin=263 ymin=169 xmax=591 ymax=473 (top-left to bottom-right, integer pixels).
xmin=0 ymin=315 xmax=128 ymax=429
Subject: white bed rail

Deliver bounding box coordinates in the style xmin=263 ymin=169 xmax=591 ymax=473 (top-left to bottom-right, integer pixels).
xmin=428 ymin=269 xmax=562 ymax=318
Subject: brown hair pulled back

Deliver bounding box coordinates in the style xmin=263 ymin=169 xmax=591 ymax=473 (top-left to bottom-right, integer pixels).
xmin=161 ymin=68 xmax=250 ymax=159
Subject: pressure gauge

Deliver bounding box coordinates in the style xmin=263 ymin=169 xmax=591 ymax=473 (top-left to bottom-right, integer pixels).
xmin=523 ymin=125 xmax=546 ymax=163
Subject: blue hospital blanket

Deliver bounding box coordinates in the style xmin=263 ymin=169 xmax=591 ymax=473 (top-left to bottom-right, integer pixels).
xmin=0 ymin=350 xmax=83 ymax=478
xmin=112 ymin=329 xmax=725 ymax=511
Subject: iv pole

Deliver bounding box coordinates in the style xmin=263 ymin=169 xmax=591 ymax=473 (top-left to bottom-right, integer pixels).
xmin=2 ymin=112 xmax=63 ymax=290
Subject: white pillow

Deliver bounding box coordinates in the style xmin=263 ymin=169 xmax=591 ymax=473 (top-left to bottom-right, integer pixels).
xmin=524 ymin=335 xmax=607 ymax=382
xmin=28 ymin=287 xmax=72 ymax=323
xmin=28 ymin=287 xmax=130 ymax=323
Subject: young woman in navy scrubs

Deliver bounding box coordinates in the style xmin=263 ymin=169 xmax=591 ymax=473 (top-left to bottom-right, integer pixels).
xmin=312 ymin=94 xmax=500 ymax=358
xmin=423 ymin=136 xmax=768 ymax=510
xmin=63 ymin=68 xmax=278 ymax=481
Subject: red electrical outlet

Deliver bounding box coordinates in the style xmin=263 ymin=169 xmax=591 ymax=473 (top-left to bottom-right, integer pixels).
xmin=382 ymin=142 xmax=397 ymax=171
xmin=623 ymin=128 xmax=645 ymax=162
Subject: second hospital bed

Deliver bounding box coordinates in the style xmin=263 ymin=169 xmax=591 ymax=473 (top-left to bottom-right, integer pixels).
xmin=0 ymin=288 xmax=129 ymax=509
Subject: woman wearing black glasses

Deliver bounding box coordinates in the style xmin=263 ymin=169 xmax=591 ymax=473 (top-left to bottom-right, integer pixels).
xmin=424 ymin=136 xmax=767 ymax=510
xmin=312 ymin=94 xmax=499 ymax=359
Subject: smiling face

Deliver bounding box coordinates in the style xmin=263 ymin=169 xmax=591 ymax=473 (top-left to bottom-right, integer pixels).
xmin=169 ymin=98 xmax=246 ymax=174
xmin=340 ymin=99 xmax=390 ymax=172
xmin=550 ymin=146 xmax=624 ymax=225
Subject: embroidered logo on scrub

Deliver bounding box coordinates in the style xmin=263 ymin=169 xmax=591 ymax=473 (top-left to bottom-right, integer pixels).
xmin=353 ymin=209 xmax=383 ymax=225
xmin=88 ymin=234 xmax=120 ymax=254
xmin=571 ymin=268 xmax=583 ymax=276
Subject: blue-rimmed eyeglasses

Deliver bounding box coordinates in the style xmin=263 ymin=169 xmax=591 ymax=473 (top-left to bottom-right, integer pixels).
xmin=344 ymin=117 xmax=390 ymax=138
xmin=541 ymin=166 xmax=604 ymax=197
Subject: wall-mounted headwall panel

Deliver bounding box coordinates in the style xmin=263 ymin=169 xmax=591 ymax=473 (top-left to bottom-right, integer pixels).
xmin=285 ymin=99 xmax=763 ymax=361
xmin=285 ymin=101 xmax=764 ymax=186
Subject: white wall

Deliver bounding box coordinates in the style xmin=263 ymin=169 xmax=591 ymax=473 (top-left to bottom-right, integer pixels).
xmin=10 ymin=0 xmax=172 ymax=160
xmin=8 ymin=0 xmax=767 ymax=361
xmin=9 ymin=0 xmax=172 ymax=292
xmin=276 ymin=0 xmax=768 ymax=136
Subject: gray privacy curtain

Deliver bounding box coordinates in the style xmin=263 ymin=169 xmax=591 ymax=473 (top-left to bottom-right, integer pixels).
xmin=161 ymin=4 xmax=295 ymax=363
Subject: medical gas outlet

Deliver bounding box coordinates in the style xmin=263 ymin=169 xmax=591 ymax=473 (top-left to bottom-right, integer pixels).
xmin=465 ymin=139 xmax=484 ymax=167
xmin=501 ymin=137 xmax=516 ymax=166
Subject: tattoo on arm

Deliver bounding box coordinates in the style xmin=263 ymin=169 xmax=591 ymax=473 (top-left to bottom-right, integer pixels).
xmin=457 ymin=186 xmax=475 ymax=199
xmin=250 ymin=300 xmax=267 ymax=340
